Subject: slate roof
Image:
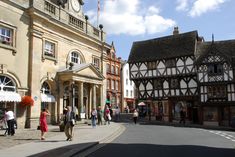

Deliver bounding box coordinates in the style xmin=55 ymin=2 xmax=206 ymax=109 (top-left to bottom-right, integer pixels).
xmin=195 ymin=40 xmax=235 ymax=64
xmin=128 ymin=31 xmax=198 ymax=63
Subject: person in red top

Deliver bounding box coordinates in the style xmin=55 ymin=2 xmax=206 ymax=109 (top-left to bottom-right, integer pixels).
xmin=39 ymin=108 xmax=50 ymax=140
xmin=105 ymin=105 xmax=111 ymax=125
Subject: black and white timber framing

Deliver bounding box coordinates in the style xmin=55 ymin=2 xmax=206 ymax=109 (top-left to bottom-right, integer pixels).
xmin=128 ymin=30 xmax=235 ymax=127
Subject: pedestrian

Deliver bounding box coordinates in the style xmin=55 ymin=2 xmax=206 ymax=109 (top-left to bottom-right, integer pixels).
xmin=148 ymin=104 xmax=151 ymax=121
xmin=104 ymin=105 xmax=111 ymax=125
xmin=133 ymin=109 xmax=138 ymax=124
xmin=39 ymin=108 xmax=50 ymax=140
xmin=64 ymin=106 xmax=76 ymax=141
xmin=91 ymin=107 xmax=97 ymax=128
xmin=5 ymin=108 xmax=16 ymax=136
xmin=179 ymin=108 xmax=186 ymax=125
xmin=115 ymin=106 xmax=120 ymax=122
xmin=97 ymin=106 xmax=103 ymax=125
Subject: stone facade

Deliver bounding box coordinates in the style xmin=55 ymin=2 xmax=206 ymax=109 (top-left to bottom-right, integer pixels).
xmin=0 ymin=0 xmax=110 ymax=128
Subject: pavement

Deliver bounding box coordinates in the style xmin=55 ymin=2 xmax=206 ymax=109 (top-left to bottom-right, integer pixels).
xmin=0 ymin=121 xmax=125 ymax=157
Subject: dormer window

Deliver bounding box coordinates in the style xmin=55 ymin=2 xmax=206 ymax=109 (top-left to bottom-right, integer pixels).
xmin=70 ymin=51 xmax=81 ymax=64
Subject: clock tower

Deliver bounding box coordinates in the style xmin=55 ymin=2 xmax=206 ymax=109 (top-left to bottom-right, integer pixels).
xmin=69 ymin=0 xmax=84 ymax=17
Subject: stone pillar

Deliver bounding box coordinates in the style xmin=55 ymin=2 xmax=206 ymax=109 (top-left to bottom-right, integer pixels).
xmin=88 ymin=85 xmax=92 ymax=118
xmin=92 ymin=84 xmax=96 ymax=109
xmin=100 ymin=85 xmax=103 ymax=108
xmin=79 ymin=82 xmax=84 ymax=119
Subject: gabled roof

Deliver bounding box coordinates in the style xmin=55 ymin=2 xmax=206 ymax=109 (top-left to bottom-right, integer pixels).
xmin=195 ymin=40 xmax=235 ymax=64
xmin=128 ymin=31 xmax=198 ymax=63
xmin=57 ymin=63 xmax=105 ymax=80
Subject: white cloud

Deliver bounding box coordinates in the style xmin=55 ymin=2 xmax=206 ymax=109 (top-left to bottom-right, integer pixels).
xmin=189 ymin=0 xmax=226 ymax=17
xmin=176 ymin=0 xmax=190 ymax=11
xmin=86 ymin=0 xmax=176 ymax=36
xmin=176 ymin=0 xmax=227 ymax=17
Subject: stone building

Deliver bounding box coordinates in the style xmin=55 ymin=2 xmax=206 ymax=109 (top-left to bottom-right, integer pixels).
xmin=128 ymin=27 xmax=235 ymax=127
xmin=0 ymin=0 xmax=110 ymax=128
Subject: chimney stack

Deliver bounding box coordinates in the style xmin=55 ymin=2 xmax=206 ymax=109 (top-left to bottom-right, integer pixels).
xmin=173 ymin=27 xmax=179 ymax=35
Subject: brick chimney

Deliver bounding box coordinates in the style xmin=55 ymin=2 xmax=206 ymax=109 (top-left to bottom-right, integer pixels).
xmin=173 ymin=27 xmax=179 ymax=35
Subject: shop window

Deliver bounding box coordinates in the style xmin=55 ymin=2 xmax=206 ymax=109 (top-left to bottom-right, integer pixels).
xmin=203 ymin=107 xmax=218 ymax=121
xmin=207 ymin=86 xmax=226 ymax=99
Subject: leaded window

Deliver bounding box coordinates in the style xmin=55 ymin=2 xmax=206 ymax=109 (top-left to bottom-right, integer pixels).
xmin=207 ymin=86 xmax=226 ymax=98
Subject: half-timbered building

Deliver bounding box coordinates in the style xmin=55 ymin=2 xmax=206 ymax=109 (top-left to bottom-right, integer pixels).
xmin=128 ymin=28 xmax=235 ymax=127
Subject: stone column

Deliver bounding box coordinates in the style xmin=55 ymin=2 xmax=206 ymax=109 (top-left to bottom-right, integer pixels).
xmin=92 ymin=84 xmax=96 ymax=109
xmin=100 ymin=85 xmax=103 ymax=108
xmin=88 ymin=85 xmax=92 ymax=118
xmin=79 ymin=82 xmax=84 ymax=118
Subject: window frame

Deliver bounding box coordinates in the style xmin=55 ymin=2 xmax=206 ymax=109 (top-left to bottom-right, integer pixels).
xmin=0 ymin=22 xmax=17 ymax=55
xmin=92 ymin=56 xmax=100 ymax=70
xmin=42 ymin=38 xmax=58 ymax=64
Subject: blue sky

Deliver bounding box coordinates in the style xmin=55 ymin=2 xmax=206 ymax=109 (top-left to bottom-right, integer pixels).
xmin=83 ymin=0 xmax=235 ymax=60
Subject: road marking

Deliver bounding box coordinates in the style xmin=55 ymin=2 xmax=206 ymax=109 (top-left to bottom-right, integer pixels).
xmin=203 ymin=129 xmax=235 ymax=143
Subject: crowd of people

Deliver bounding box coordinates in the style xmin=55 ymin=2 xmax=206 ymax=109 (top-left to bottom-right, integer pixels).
xmin=0 ymin=104 xmax=167 ymax=141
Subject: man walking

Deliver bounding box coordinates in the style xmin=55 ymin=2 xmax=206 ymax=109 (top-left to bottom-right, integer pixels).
xmin=5 ymin=108 xmax=15 ymax=136
xmin=64 ymin=106 xmax=76 ymax=141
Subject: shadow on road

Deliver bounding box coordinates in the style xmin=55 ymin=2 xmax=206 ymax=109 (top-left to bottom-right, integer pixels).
xmin=87 ymin=143 xmax=235 ymax=157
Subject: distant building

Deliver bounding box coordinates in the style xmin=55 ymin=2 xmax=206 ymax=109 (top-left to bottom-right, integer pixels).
xmin=128 ymin=27 xmax=235 ymax=127
xmin=0 ymin=0 xmax=110 ymax=128
xmin=121 ymin=61 xmax=136 ymax=112
xmin=106 ymin=42 xmax=122 ymax=109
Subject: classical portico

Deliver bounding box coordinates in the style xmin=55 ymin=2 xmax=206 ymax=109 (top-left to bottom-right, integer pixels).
xmin=57 ymin=63 xmax=105 ymax=119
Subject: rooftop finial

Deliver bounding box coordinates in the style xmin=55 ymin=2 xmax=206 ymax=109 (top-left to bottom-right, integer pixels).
xmin=212 ymin=34 xmax=214 ymax=43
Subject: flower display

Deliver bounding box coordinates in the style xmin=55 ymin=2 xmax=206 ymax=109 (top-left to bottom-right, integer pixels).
xmin=21 ymin=96 xmax=34 ymax=106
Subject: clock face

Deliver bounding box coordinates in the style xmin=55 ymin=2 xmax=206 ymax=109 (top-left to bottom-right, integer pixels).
xmin=71 ymin=0 xmax=80 ymax=12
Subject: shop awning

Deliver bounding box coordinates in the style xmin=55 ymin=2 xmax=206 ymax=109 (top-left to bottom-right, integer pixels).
xmin=0 ymin=91 xmax=21 ymax=102
xmin=138 ymin=102 xmax=146 ymax=106
xmin=41 ymin=93 xmax=55 ymax=102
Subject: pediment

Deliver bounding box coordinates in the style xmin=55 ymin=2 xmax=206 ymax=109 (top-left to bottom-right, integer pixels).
xmin=77 ymin=66 xmax=103 ymax=79
xmin=58 ymin=63 xmax=104 ymax=81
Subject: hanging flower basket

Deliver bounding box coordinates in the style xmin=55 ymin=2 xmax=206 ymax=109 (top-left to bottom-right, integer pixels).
xmin=21 ymin=96 xmax=34 ymax=106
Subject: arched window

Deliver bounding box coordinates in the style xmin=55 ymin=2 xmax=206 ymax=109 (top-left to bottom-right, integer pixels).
xmin=41 ymin=82 xmax=50 ymax=94
xmin=0 ymin=75 xmax=16 ymax=92
xmin=70 ymin=51 xmax=81 ymax=64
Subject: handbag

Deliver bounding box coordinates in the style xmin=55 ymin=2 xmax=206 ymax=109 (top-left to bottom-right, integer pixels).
xmin=37 ymin=125 xmax=41 ymax=130
xmin=71 ymin=119 xmax=75 ymax=126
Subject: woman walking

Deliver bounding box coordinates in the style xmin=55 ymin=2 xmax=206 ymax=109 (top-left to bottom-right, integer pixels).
xmin=40 ymin=108 xmax=50 ymax=140
xmin=133 ymin=109 xmax=138 ymax=124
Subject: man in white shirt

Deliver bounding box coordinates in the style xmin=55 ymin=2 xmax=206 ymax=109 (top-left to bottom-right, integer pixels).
xmin=5 ymin=108 xmax=15 ymax=136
